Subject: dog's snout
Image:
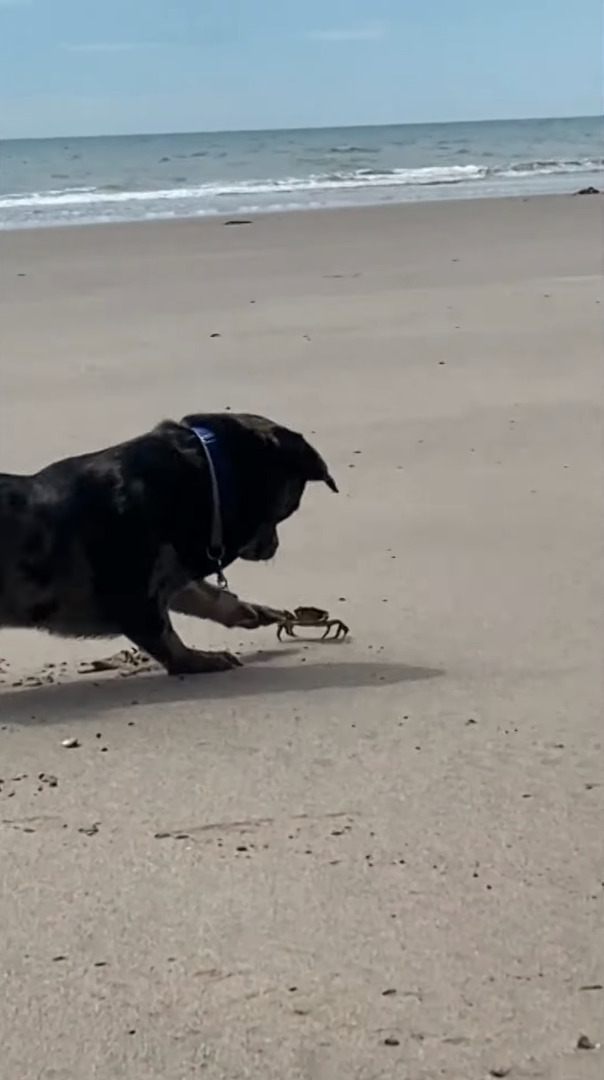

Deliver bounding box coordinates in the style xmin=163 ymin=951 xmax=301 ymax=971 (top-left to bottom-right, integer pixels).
xmin=239 ymin=526 xmax=279 ymax=562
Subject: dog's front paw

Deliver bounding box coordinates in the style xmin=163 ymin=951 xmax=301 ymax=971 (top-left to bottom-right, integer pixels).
xmin=250 ymin=604 xmax=296 ymax=630
xmin=234 ymin=603 xmax=291 ymax=629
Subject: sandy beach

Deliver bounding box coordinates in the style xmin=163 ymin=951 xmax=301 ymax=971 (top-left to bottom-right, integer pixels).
xmin=1 ymin=196 xmax=602 ymax=1078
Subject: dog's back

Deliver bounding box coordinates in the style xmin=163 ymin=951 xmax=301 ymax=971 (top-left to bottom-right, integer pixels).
xmin=0 ymin=465 xmax=105 ymax=635
xmin=2 ymin=472 xmax=57 ymax=624
xmin=0 ymin=431 xmax=198 ymax=638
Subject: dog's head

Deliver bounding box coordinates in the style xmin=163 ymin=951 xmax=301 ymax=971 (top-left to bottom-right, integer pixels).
xmin=237 ymin=414 xmax=338 ymax=562
xmin=181 ymin=412 xmax=337 ymax=563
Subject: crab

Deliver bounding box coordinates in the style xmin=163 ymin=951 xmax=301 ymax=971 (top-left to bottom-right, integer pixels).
xmin=276 ymin=606 xmax=349 ymax=642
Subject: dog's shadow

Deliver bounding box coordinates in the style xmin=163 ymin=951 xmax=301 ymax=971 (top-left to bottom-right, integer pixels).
xmin=2 ymin=648 xmax=443 ymax=725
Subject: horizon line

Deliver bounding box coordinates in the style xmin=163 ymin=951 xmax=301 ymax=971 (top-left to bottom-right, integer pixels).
xmin=0 ymin=113 xmax=599 ymax=144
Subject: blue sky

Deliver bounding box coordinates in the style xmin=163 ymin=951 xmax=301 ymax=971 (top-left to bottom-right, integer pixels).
xmin=0 ymin=0 xmax=601 ymax=138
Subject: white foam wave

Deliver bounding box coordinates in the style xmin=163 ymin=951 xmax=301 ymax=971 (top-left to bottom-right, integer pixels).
xmin=0 ymin=165 xmax=490 ymax=211
xmin=1 ymin=157 xmax=601 ymax=218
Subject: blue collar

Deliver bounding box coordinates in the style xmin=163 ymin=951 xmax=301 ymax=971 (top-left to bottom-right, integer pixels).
xmin=190 ymin=425 xmax=231 ymax=588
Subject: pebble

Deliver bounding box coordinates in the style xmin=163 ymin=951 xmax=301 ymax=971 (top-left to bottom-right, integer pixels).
xmin=61 ymin=738 xmax=80 ymax=749
xmin=577 ymin=1034 xmax=598 ymax=1050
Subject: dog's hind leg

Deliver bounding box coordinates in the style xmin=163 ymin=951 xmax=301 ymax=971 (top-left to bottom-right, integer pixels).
xmin=170 ymin=581 xmax=292 ymax=630
xmin=108 ymin=592 xmax=241 ymax=676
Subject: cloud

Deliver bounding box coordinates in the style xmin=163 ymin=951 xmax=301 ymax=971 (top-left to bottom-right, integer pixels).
xmin=62 ymin=42 xmax=159 ymax=54
xmin=306 ymin=22 xmax=386 ymax=43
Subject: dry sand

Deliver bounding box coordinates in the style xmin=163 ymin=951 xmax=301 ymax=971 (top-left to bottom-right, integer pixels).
xmin=0 ymin=196 xmax=603 ymax=1078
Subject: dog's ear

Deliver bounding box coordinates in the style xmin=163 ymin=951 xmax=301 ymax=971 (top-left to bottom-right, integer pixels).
xmin=322 ymin=471 xmax=339 ymax=493
xmin=306 ymin=449 xmax=338 ymax=493
xmin=277 ymin=429 xmax=338 ymax=493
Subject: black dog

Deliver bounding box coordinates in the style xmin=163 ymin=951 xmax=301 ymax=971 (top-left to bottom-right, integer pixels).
xmin=0 ymin=413 xmax=337 ymax=675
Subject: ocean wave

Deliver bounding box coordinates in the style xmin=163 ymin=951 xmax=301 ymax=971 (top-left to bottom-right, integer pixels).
xmin=1 ymin=157 xmax=602 ymax=214
xmin=328 ymin=145 xmax=380 ymax=153
xmin=0 ymin=165 xmax=488 ymax=210
xmin=499 ymin=157 xmax=604 ymax=177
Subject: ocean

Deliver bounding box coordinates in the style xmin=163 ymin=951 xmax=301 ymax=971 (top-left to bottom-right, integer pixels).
xmin=0 ymin=116 xmax=601 ymax=230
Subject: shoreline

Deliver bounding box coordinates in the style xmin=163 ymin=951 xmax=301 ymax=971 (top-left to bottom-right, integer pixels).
xmin=0 ymin=177 xmax=600 ymax=235
xmin=0 ymin=188 xmax=600 ymax=241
